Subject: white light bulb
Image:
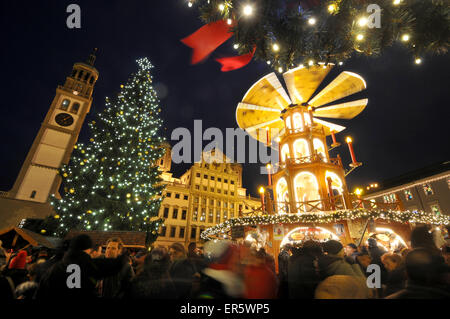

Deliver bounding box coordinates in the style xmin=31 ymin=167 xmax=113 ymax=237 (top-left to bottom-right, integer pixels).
xmin=308 ymin=60 xmax=314 ymax=66
xmin=243 ymin=5 xmax=253 ymax=16
xmin=308 ymin=18 xmax=316 ymax=25
xmin=219 ymin=3 xmax=225 ymax=11
xmin=278 ymin=67 xmax=283 ymax=73
xmin=358 ymin=17 xmax=368 ymax=27
xmin=415 ymin=58 xmax=422 ymax=64
xmin=356 ymin=34 xmax=364 ymax=41
xmin=401 ymin=34 xmax=410 ymax=42
xmin=272 ymin=43 xmax=279 ymax=52
xmin=227 ymin=18 xmax=232 ymax=25
xmin=188 ymin=1 xmax=192 ymax=7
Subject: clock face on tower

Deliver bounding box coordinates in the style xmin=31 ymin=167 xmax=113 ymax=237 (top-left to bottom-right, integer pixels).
xmin=55 ymin=113 xmax=74 ymax=127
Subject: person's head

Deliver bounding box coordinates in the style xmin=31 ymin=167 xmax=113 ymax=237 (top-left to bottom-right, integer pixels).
xmin=169 ymin=243 xmax=186 ymax=261
xmin=105 ymin=238 xmax=124 ymax=258
xmin=70 ymin=234 xmax=93 ymax=252
xmin=356 ymin=254 xmax=371 ymax=269
xmin=381 ymin=253 xmax=403 ymax=272
xmin=404 ymin=248 xmax=441 ymax=285
xmin=410 ymin=225 xmax=437 ymax=251
xmin=345 ymin=243 xmax=358 ymax=257
xmin=303 ymin=240 xmax=323 ymax=258
xmin=187 ymin=242 xmax=197 ymax=257
xmin=367 ymin=237 xmax=378 ymax=249
xmin=322 ymin=240 xmax=344 ymax=257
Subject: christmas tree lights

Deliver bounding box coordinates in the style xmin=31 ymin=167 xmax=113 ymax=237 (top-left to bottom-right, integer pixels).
xmin=44 ymin=58 xmax=166 ymax=242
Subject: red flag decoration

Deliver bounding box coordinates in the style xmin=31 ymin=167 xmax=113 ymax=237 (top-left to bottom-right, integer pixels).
xmin=181 ymin=20 xmax=234 ymax=64
xmin=215 ymin=47 xmax=256 ymax=72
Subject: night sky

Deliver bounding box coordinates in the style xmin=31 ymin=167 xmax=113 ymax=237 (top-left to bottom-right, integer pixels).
xmin=1 ymin=1 xmax=449 ymax=197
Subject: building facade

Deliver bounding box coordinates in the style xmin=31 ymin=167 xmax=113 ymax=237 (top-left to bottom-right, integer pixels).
xmin=363 ymin=161 xmax=450 ymax=217
xmin=154 ymin=147 xmax=260 ymax=248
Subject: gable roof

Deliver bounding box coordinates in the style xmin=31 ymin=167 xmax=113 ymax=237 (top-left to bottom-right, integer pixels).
xmin=0 ymin=227 xmax=59 ymax=250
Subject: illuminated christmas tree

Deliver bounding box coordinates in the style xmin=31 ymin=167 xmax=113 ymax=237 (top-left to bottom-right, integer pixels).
xmin=46 ymin=58 xmax=166 ymax=240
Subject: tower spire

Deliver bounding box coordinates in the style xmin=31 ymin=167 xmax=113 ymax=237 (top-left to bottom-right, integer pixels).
xmin=87 ymin=48 xmax=98 ymax=66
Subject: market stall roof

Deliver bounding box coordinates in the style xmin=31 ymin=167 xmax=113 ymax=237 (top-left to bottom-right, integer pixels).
xmin=65 ymin=230 xmax=147 ymax=248
xmin=0 ymin=227 xmax=60 ymax=250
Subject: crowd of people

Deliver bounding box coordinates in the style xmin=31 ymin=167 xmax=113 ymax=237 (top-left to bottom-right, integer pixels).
xmin=0 ymin=225 xmax=448 ymax=299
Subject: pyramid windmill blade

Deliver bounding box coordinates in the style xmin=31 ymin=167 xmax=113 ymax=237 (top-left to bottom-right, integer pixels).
xmin=236 ymin=102 xmax=282 ymax=132
xmin=242 ymin=73 xmax=291 ymax=110
xmin=313 ymin=99 xmax=368 ymax=119
xmin=313 ymin=118 xmax=346 ymax=135
xmin=308 ymin=71 xmax=367 ymax=107
xmin=283 ymin=64 xmax=333 ymax=104
xmin=244 ymin=118 xmax=285 ymax=144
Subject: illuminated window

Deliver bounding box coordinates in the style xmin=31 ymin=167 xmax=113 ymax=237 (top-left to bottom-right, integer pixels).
xmin=404 ymin=189 xmax=413 ymax=201
xmin=192 ymin=208 xmax=198 ymax=221
xmin=313 ymin=138 xmax=327 ymax=162
xmin=286 ymin=115 xmax=292 ymax=129
xmin=60 ymin=99 xmax=70 ymax=111
xmin=216 ymin=211 xmax=221 ymax=223
xmin=281 ymin=144 xmax=290 ymax=162
xmin=383 ymin=194 xmax=397 ymax=203
xmin=423 ymin=184 xmax=434 ymax=195
xmin=200 ymin=209 xmax=206 ymax=222
xmin=292 ymin=112 xmax=303 ymax=130
xmin=430 ymin=203 xmax=441 ymax=216
xmin=293 ymin=138 xmax=311 ymax=160
xmin=208 ymin=209 xmax=214 ymax=223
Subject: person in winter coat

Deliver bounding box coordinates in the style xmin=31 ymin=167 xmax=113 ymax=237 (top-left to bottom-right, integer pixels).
xmin=124 ymin=248 xmax=176 ymax=299
xmin=168 ymin=242 xmax=197 ymax=298
xmin=381 ymin=252 xmax=406 ymax=297
xmin=367 ymin=237 xmax=388 ymax=284
xmin=100 ymin=237 xmax=135 ymax=298
xmin=315 ymin=275 xmax=369 ymax=299
xmin=34 ymin=234 xmax=129 ymax=299
xmin=196 ymin=240 xmax=244 ymax=299
xmin=243 ymin=248 xmax=278 ymax=299
xmin=277 ymin=244 xmax=291 ymax=298
xmin=3 ymin=250 xmax=29 ymax=289
xmin=319 ymin=240 xmax=365 ymax=279
xmin=386 ymin=248 xmax=450 ymax=299
xmin=287 ymin=241 xmax=323 ymax=299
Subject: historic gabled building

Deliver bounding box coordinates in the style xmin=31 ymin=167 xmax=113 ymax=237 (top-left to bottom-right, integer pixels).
xmin=155 ymin=147 xmax=260 ymax=248
xmin=363 ymin=161 xmax=450 ymax=216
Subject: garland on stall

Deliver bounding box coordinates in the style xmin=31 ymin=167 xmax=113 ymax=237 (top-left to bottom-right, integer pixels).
xmin=200 ymin=208 xmax=450 ymax=239
xmin=183 ymin=0 xmax=449 ymax=71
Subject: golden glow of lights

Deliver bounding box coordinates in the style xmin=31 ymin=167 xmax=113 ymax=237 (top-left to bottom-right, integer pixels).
xmin=355 ymin=188 xmax=363 ymax=195
xmin=308 ymin=60 xmax=314 ymax=66
xmin=227 ymin=18 xmax=232 ymax=25
xmin=233 ymin=43 xmax=239 ymax=49
xmin=54 ymin=215 xmax=60 ymax=219
xmin=415 ymin=58 xmax=422 ymax=64
xmin=346 ymin=136 xmax=352 ymax=143
xmin=266 ymin=163 xmax=272 ymax=169
xmin=308 ymin=18 xmax=316 ymax=25
xmin=358 ymin=17 xmax=368 ymax=27
xmin=259 ymin=186 xmax=265 ymax=194
xmin=219 ymin=3 xmax=225 ymax=11
xmin=356 ymin=34 xmax=364 ymax=41
xmin=393 ymin=0 xmax=401 ymax=5
xmin=126 ymin=193 xmax=131 ymax=198
xmin=243 ymin=5 xmax=253 ymax=16
xmin=328 ymin=4 xmax=336 ymax=13
xmin=402 ymin=34 xmax=410 ymax=42
xmin=272 ymin=43 xmax=280 ymax=52
xmin=275 ymin=137 xmax=281 ymax=142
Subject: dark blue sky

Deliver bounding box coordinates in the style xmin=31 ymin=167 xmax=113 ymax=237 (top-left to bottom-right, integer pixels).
xmin=1 ymin=0 xmax=449 ymax=197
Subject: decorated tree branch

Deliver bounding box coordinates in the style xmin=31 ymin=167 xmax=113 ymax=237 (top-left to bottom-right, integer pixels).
xmin=182 ymin=0 xmax=449 ymax=71
xmin=44 ymin=58 xmax=166 ymax=242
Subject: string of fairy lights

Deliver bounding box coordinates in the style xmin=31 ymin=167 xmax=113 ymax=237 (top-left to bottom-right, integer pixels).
xmin=200 ymin=208 xmax=450 ymax=240
xmin=48 ymin=58 xmax=166 ymax=237
xmin=184 ymin=0 xmax=449 ymax=71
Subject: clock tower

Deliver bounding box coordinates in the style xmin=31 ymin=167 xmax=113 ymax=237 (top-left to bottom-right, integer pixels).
xmin=9 ymin=50 xmax=99 ymax=203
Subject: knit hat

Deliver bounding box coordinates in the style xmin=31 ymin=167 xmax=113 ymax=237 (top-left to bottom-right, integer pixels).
xmin=315 ymin=275 xmax=369 ymax=299
xmin=69 ymin=234 xmax=93 ymax=251
xmin=9 ymin=251 xmax=28 ymax=269
xmin=322 ymin=240 xmax=343 ymax=255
